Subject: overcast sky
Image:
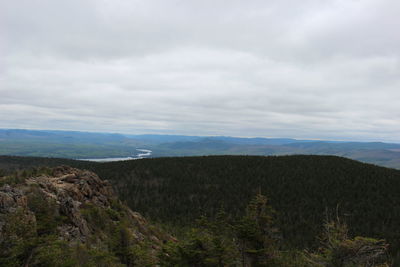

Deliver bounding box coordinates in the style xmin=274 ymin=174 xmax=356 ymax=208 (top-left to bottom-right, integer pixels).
xmin=1 ymin=0 xmax=400 ymax=141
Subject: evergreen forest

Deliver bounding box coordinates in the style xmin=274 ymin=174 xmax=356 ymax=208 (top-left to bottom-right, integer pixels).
xmin=0 ymin=155 xmax=399 ymax=265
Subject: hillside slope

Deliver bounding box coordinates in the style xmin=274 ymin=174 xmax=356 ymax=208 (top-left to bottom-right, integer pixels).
xmin=1 ymin=155 xmax=400 ymax=260
xmin=0 ymin=165 xmax=170 ymax=266
xmin=91 ymin=156 xmax=400 ymax=250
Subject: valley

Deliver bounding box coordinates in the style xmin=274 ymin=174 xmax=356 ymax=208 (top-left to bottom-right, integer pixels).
xmin=2 ymin=129 xmax=400 ymax=169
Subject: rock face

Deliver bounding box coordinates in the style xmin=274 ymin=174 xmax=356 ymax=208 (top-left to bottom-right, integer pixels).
xmin=0 ymin=166 xmax=169 ymax=250
xmin=23 ymin=166 xmax=117 ymax=242
xmin=0 ymin=184 xmax=29 ymax=213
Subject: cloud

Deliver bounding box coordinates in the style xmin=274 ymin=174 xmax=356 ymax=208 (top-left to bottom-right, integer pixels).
xmin=1 ymin=0 xmax=400 ymax=142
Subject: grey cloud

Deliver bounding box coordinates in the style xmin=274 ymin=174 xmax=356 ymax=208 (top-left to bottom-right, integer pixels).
xmin=1 ymin=0 xmax=400 ymax=142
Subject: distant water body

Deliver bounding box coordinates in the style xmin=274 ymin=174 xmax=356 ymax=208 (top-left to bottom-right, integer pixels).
xmin=80 ymin=149 xmax=152 ymax=162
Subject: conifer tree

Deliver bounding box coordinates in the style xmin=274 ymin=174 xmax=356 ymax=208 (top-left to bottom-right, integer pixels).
xmin=235 ymin=194 xmax=279 ymax=267
xmin=305 ymin=217 xmax=390 ymax=267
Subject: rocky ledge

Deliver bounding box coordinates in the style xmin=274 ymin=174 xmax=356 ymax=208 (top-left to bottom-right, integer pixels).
xmin=0 ymin=166 xmax=171 ymax=266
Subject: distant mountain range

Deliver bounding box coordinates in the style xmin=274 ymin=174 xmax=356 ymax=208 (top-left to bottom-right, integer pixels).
xmin=1 ymin=128 xmax=400 ymax=169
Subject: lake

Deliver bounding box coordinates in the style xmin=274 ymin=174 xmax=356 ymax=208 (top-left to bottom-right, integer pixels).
xmin=80 ymin=149 xmax=152 ymax=162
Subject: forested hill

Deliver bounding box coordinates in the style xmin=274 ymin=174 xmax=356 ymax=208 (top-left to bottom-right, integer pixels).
xmin=1 ymin=155 xmax=400 ymax=260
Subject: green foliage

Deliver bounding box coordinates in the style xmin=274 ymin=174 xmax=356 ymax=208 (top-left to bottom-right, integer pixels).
xmin=1 ymin=155 xmax=399 ymax=265
xmin=27 ymin=187 xmax=67 ymax=236
xmin=159 ymin=229 xmax=237 ymax=267
xmin=1 ymin=198 xmax=156 ymax=267
xmin=0 ymin=211 xmax=124 ymax=266
xmin=305 ymin=217 xmax=390 ymax=267
xmin=19 ymin=236 xmax=123 ymax=267
xmin=1 ymin=184 xmax=395 ymax=266
xmin=235 ymin=194 xmax=279 ymax=266
xmin=0 ymin=166 xmax=56 ymax=186
xmin=0 ymin=172 xmax=27 ymax=186
xmin=159 ymin=194 xmax=393 ymax=266
xmin=81 ymin=203 xmax=110 ymax=233
xmin=0 ymin=208 xmax=37 ymax=267
xmin=0 ymin=173 xmax=159 ymax=266
xmin=84 ymin=247 xmax=123 ymax=267
xmin=160 ymin=194 xmax=296 ymax=267
xmin=108 ymin=223 xmax=156 ymax=267
xmin=30 ymin=237 xmax=77 ymax=267
xmin=274 ymin=251 xmax=310 ymax=267
xmin=80 ymin=202 xmax=157 ymax=266
xmin=79 ymin=155 xmax=400 ymax=259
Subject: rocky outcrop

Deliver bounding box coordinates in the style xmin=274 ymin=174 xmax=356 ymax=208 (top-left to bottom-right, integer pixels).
xmin=0 ymin=184 xmax=28 ymax=213
xmin=0 ymin=166 xmax=169 ymax=248
xmin=27 ymin=166 xmax=115 ymax=207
